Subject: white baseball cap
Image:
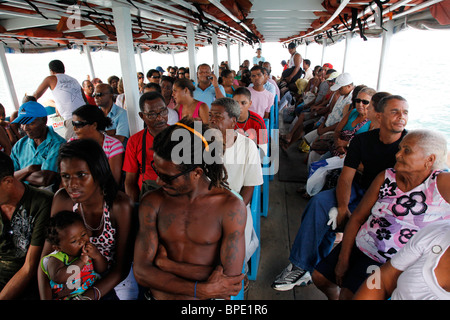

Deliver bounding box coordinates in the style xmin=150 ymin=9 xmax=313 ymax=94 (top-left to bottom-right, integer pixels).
xmin=330 ymin=73 xmax=353 ymax=91
xmin=326 ymin=71 xmax=340 ymax=81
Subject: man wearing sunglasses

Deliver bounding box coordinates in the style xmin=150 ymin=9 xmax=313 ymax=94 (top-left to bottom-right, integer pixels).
xmin=94 ymin=83 xmax=129 ymax=145
xmin=133 ymin=119 xmax=246 ymax=300
xmin=146 ymin=69 xmax=161 ymax=84
xmin=122 ymin=92 xmax=169 ymax=203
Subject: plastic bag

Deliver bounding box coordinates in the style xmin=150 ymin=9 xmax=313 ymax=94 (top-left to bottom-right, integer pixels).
xmin=306 ymin=156 xmax=345 ymax=196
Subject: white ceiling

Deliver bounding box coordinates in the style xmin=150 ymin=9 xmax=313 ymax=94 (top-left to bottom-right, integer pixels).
xmin=248 ymin=0 xmax=325 ymax=42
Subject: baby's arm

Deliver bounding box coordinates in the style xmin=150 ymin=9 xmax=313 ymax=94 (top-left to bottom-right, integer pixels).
xmin=83 ymin=243 xmax=108 ymax=274
xmin=46 ymin=256 xmax=87 ymax=285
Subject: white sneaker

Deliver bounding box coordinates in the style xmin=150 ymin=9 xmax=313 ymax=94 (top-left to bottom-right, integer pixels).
xmin=271 ymin=263 xmax=312 ymax=291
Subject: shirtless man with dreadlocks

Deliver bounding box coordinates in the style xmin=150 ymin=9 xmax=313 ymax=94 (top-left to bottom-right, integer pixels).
xmin=133 ymin=118 xmax=246 ymax=300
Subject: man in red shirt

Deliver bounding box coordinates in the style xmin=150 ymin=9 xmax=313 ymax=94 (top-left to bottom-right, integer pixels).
xmin=122 ymin=91 xmax=169 ymax=202
xmin=232 ymin=87 xmax=268 ymax=156
xmin=82 ymin=80 xmax=96 ymax=105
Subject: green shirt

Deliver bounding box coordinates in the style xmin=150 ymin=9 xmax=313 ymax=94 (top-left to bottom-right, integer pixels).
xmin=0 ymin=184 xmax=52 ymax=288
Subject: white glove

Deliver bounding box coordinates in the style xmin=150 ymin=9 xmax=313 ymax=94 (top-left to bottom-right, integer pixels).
xmin=327 ymin=207 xmax=338 ymax=230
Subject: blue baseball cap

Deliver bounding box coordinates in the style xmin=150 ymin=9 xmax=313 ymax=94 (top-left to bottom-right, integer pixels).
xmin=156 ymin=66 xmax=164 ymax=73
xmin=12 ymin=101 xmax=48 ymax=125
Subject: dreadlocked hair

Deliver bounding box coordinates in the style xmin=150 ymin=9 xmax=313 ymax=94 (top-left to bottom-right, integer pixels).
xmin=46 ymin=211 xmax=84 ymax=246
xmin=152 ymin=117 xmax=229 ymax=190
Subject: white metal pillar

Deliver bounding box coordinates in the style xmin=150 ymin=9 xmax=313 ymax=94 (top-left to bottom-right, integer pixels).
xmin=226 ymin=36 xmax=231 ymax=70
xmin=136 ymin=45 xmax=145 ymax=74
xmin=83 ymin=45 xmax=96 ymax=79
xmin=0 ymin=44 xmax=19 ymax=111
xmin=171 ymin=49 xmax=176 ymax=67
xmin=342 ymin=32 xmax=353 ymax=73
xmin=304 ymin=44 xmax=308 ymax=59
xmin=377 ymin=20 xmax=394 ymax=91
xmin=320 ymin=39 xmax=327 ymax=66
xmin=186 ymin=23 xmax=197 ymax=83
xmin=238 ymin=41 xmax=242 ymax=67
xmin=212 ymin=33 xmax=219 ymax=75
xmin=112 ymin=4 xmax=142 ymax=135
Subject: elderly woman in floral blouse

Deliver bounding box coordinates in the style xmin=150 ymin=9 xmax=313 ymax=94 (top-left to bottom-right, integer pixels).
xmin=312 ymin=129 xmax=450 ymax=300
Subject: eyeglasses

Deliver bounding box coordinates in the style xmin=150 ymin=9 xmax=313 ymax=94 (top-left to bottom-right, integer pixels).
xmin=72 ymin=120 xmax=90 ymax=128
xmin=92 ymin=92 xmax=108 ymax=97
xmin=142 ymin=108 xmax=169 ymax=120
xmin=151 ymin=75 xmax=161 ymax=79
xmin=355 ymin=98 xmax=370 ymax=105
xmin=138 ymin=76 xmax=144 ymax=79
xmin=150 ymin=160 xmax=197 ymax=184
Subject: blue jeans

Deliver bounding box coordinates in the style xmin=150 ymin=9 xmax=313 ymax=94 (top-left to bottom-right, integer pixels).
xmin=289 ymin=183 xmax=366 ymax=273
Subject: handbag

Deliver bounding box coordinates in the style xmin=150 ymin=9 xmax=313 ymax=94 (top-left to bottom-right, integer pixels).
xmin=331 ymin=118 xmax=369 ymax=156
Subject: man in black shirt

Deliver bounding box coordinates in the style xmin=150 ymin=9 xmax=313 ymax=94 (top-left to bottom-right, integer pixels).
xmin=272 ymin=95 xmax=408 ymax=291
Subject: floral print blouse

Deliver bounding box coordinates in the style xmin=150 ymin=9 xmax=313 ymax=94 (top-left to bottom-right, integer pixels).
xmin=356 ymin=168 xmax=450 ymax=263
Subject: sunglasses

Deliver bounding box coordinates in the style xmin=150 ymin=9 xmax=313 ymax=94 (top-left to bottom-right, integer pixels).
xmin=150 ymin=160 xmax=197 ymax=184
xmin=151 ymin=75 xmax=161 ymax=79
xmin=355 ymin=98 xmax=370 ymax=105
xmin=72 ymin=120 xmax=90 ymax=128
xmin=92 ymin=92 xmax=108 ymax=97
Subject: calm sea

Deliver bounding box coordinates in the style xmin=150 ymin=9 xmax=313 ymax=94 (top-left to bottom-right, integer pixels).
xmin=1 ymin=28 xmax=449 ymax=146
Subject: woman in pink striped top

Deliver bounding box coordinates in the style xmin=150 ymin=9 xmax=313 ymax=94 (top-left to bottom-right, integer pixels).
xmin=71 ymin=104 xmax=124 ymax=184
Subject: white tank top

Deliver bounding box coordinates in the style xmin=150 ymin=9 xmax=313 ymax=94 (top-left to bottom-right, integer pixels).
xmin=288 ymin=52 xmax=300 ymax=68
xmin=51 ymin=74 xmax=86 ymax=120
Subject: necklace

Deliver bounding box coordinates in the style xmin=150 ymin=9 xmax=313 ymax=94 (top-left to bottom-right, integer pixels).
xmin=79 ymin=203 xmax=104 ymax=232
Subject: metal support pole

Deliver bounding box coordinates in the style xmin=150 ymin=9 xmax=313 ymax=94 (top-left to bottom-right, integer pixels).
xmin=377 ymin=20 xmax=394 ymax=91
xmin=0 ymin=44 xmax=19 ymax=111
xmin=226 ymin=36 xmax=231 ymax=70
xmin=212 ymin=33 xmax=219 ymax=75
xmin=112 ymin=4 xmax=142 ymax=135
xmin=171 ymin=49 xmax=176 ymax=67
xmin=342 ymin=32 xmax=353 ymax=73
xmin=320 ymin=39 xmax=327 ymax=66
xmin=136 ymin=45 xmax=145 ymax=74
xmin=83 ymin=45 xmax=96 ymax=79
xmin=186 ymin=23 xmax=197 ymax=83
xmin=238 ymin=41 xmax=242 ymax=67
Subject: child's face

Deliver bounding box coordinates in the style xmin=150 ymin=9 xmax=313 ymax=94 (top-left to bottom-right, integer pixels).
xmin=55 ymin=221 xmax=90 ymax=257
xmin=233 ymin=94 xmax=252 ymax=118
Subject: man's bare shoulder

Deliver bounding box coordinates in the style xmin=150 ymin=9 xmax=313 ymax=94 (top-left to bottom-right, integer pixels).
xmin=211 ymin=187 xmax=246 ymax=211
xmin=139 ymin=188 xmax=165 ymax=211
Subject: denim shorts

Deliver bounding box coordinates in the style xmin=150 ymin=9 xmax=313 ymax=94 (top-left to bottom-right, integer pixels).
xmin=314 ymin=243 xmax=383 ymax=293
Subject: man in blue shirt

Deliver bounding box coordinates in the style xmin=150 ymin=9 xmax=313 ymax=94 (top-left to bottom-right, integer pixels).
xmin=193 ymin=63 xmax=225 ymax=109
xmin=10 ymin=101 xmax=66 ymax=188
xmin=94 ymin=83 xmax=130 ymax=144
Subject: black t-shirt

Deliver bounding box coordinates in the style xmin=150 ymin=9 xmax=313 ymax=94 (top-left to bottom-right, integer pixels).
xmin=0 ymin=184 xmax=52 ymax=288
xmin=344 ymin=129 xmax=407 ymax=189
